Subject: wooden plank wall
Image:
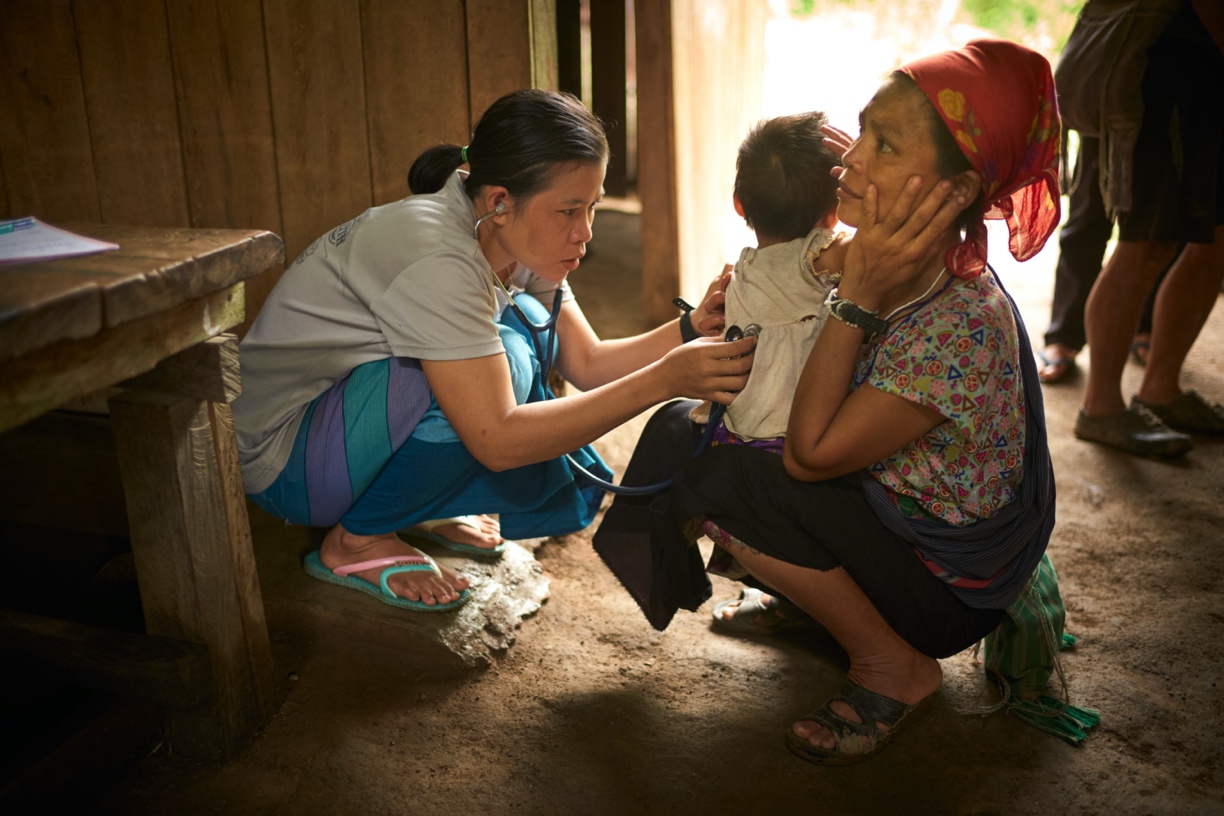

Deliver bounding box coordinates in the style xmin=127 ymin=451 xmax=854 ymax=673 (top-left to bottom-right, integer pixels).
xmin=0 ymin=0 xmax=554 ymax=336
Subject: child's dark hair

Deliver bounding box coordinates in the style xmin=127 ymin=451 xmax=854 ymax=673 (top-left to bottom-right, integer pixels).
xmin=408 ymin=89 xmax=608 ymax=199
xmin=891 ymin=72 xmax=984 ymax=233
xmin=734 ymin=112 xmax=841 ymax=241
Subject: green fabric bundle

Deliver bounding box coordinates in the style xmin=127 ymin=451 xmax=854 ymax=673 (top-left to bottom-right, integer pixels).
xmin=980 ymin=553 xmax=1101 ymax=744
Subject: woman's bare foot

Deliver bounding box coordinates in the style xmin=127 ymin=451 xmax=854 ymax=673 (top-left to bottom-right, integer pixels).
xmin=415 ymin=515 xmax=505 ymax=552
xmin=791 ymin=649 xmax=943 ymax=751
xmin=319 ymin=524 xmax=470 ymax=606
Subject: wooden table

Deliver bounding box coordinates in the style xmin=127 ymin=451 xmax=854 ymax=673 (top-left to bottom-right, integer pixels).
xmin=0 ymin=224 xmax=283 ymax=759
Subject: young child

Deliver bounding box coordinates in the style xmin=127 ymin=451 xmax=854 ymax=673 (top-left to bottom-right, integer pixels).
xmin=701 ymin=110 xmax=847 ymax=446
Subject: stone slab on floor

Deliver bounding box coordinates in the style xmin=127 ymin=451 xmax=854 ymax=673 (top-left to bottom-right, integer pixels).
xmin=248 ymin=507 xmax=550 ymax=673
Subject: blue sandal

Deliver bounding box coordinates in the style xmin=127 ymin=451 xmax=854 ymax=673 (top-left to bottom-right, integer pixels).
xmin=403 ymin=515 xmax=507 ymax=558
xmin=303 ymin=550 xmax=471 ymax=611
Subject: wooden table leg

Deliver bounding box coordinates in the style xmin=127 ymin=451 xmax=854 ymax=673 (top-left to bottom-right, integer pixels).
xmin=108 ymin=386 xmax=275 ymax=759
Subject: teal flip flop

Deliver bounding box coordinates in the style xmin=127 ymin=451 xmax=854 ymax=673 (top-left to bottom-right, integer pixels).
xmin=302 ymin=550 xmax=470 ymax=611
xmin=402 ymin=515 xmax=507 ymax=558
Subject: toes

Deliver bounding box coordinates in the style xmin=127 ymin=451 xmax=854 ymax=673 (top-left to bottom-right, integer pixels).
xmin=792 ymin=720 xmax=835 ymax=749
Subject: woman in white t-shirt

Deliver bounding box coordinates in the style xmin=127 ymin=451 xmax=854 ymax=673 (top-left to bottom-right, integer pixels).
xmin=233 ymin=89 xmax=754 ymax=613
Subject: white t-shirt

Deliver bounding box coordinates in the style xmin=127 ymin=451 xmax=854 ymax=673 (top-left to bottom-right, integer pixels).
xmin=233 ymin=171 xmax=572 ymax=493
xmin=722 ymin=228 xmax=839 ymax=441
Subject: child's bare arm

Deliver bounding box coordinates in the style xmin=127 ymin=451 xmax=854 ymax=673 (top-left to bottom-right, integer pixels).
xmin=810 ymin=232 xmax=850 ymax=276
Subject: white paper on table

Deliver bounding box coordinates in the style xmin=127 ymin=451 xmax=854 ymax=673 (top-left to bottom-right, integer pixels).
xmin=0 ymin=217 xmax=120 ymax=265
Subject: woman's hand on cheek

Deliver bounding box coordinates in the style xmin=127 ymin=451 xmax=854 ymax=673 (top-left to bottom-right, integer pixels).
xmin=820 ymin=124 xmax=854 ymax=160
xmin=692 ymin=265 xmax=732 ymax=336
xmin=661 ymin=335 xmax=755 ymax=403
xmin=840 ymin=176 xmax=963 ymax=305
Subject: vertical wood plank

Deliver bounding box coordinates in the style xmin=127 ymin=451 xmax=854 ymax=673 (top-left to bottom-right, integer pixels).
xmin=634 ymin=0 xmax=680 ymax=324
xmin=466 ymin=0 xmax=534 ymax=125
xmin=0 ymin=0 xmax=101 ymax=222
xmin=165 ymin=0 xmax=284 ymax=334
xmin=590 ymin=0 xmax=628 ymax=196
xmin=73 ymin=0 xmax=191 ymax=227
xmin=263 ymin=0 xmax=372 ymax=266
xmin=110 ymin=389 xmax=275 ymax=759
xmin=360 ymin=0 xmax=470 ymax=206
xmin=529 ymin=0 xmax=559 ymax=91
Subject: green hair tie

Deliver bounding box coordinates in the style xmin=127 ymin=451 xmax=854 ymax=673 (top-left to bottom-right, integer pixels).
xmin=461 ymin=146 xmax=468 ymax=164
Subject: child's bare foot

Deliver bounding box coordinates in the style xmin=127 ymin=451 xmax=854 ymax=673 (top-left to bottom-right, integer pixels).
xmin=319 ymin=524 xmax=469 ymax=606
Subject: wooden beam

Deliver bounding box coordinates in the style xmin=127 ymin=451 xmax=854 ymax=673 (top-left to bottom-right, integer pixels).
xmin=529 ymin=0 xmax=559 ymax=91
xmin=109 ymin=389 xmax=276 ymax=758
xmin=0 ymin=284 xmax=244 ymax=435
xmin=0 ymin=608 xmax=213 ymax=710
xmin=634 ymin=0 xmax=680 ymax=324
xmin=118 ymin=334 xmax=241 ymax=403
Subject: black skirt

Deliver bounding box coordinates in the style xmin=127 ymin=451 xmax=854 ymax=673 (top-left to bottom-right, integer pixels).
xmin=593 ymin=400 xmax=1002 ymax=658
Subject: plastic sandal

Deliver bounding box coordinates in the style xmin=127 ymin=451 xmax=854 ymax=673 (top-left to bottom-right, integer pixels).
xmin=403 ymin=515 xmax=507 ymax=558
xmin=786 ymin=678 xmax=932 ymax=766
xmin=303 ymin=550 xmax=471 ymax=611
xmin=711 ymin=588 xmax=816 ymax=635
xmin=1036 ymin=349 xmax=1077 ymax=384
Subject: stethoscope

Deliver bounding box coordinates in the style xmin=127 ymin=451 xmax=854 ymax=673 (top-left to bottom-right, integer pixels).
xmin=474 ymin=201 xmax=737 ymax=495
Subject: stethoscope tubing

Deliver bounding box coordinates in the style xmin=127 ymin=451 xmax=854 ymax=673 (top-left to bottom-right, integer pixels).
xmin=508 ymin=288 xmax=728 ymax=496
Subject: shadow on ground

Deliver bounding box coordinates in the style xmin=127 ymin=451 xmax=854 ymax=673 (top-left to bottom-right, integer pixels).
xmin=91 ymin=210 xmax=1224 ymax=815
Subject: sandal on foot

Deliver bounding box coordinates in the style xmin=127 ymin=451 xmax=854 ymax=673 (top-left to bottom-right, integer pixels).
xmin=711 ymin=588 xmax=815 ymax=635
xmin=403 ymin=515 xmax=507 ymax=558
xmin=303 ymin=550 xmax=471 ymax=611
xmin=1130 ymin=338 xmax=1151 ymax=366
xmin=1036 ymin=350 xmax=1077 ymax=384
xmin=785 ymin=679 xmax=930 ymax=766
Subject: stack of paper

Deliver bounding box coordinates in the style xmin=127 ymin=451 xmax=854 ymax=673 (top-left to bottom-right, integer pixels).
xmin=0 ymin=217 xmax=120 ymax=265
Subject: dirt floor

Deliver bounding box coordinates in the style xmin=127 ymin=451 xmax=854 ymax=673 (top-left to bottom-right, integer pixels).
xmin=67 ymin=209 xmax=1222 ymax=816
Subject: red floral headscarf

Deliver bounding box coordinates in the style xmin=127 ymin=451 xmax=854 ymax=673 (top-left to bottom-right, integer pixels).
xmin=901 ymin=38 xmax=1061 ymax=279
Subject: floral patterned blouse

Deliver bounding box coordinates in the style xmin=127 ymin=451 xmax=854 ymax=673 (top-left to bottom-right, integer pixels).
xmin=854 ymin=270 xmax=1025 ymax=526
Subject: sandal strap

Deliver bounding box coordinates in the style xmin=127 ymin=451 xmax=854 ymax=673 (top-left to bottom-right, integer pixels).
xmin=840 ymin=679 xmax=913 ymax=728
xmin=331 ymin=555 xmax=442 ymax=598
xmin=803 ymin=680 xmax=914 ymax=746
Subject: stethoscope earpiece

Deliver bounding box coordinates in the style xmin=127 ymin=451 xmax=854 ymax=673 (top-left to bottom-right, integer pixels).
xmin=472 ymin=200 xmax=508 ymax=239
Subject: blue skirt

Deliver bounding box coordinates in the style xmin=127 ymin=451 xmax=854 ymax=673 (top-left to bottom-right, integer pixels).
xmin=249 ymin=295 xmax=613 ymax=539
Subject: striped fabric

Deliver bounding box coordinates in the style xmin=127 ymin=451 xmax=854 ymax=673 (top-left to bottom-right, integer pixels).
xmin=249 ymin=294 xmax=612 ymax=539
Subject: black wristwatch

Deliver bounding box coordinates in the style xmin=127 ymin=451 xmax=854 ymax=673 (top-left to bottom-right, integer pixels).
xmin=674 ymin=297 xmax=700 ymax=343
xmin=823 ymin=288 xmax=889 ymax=336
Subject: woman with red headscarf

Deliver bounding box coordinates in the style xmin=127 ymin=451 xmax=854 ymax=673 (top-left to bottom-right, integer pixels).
xmin=593 ymin=39 xmax=1062 ymax=765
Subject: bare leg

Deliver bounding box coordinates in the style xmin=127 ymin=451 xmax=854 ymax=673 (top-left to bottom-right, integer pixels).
xmin=1082 ymin=240 xmax=1179 ymax=416
xmin=319 ymin=524 xmax=470 ymax=606
xmin=1137 ymin=227 xmax=1224 ymax=404
xmin=729 ymin=543 xmax=941 ymax=750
